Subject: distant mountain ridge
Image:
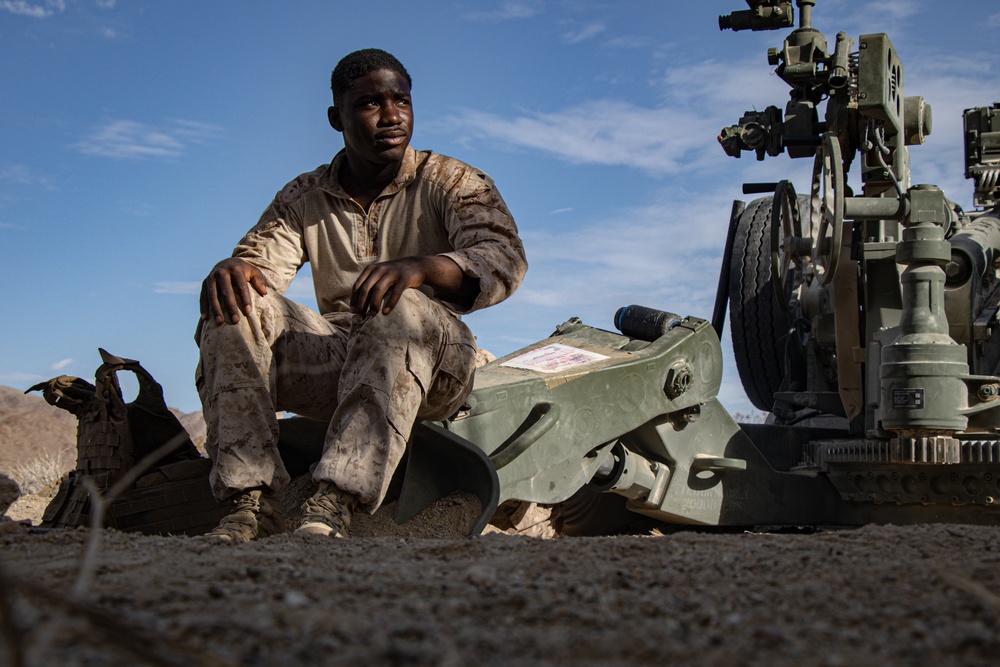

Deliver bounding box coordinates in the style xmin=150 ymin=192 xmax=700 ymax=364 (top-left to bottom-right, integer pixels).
xmin=0 ymin=385 xmax=76 ymax=472
xmin=0 ymin=385 xmax=207 ymax=476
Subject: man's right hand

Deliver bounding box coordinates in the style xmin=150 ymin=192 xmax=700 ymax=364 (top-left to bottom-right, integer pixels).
xmin=200 ymin=258 xmax=269 ymax=325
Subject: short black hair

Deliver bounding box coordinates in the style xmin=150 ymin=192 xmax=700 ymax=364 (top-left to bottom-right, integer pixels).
xmin=330 ymin=48 xmax=412 ymax=106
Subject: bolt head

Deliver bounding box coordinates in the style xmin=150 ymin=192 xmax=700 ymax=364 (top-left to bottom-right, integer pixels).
xmin=664 ymin=363 xmax=693 ymax=399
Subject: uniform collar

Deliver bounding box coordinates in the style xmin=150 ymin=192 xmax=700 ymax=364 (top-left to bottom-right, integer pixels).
xmin=322 ymin=146 xmax=418 ymax=200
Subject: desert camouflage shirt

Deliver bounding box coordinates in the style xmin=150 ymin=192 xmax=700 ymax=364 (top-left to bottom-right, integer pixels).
xmin=232 ymin=146 xmax=527 ymax=316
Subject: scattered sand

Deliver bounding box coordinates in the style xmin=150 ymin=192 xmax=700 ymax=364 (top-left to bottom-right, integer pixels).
xmin=273 ymin=474 xmax=486 ymax=540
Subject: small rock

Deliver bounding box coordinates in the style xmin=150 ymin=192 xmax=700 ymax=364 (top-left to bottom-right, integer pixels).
xmin=0 ymin=473 xmax=21 ymax=517
xmin=284 ymin=590 xmax=310 ymax=607
xmin=0 ymin=518 xmax=25 ymax=535
xmin=464 ymin=565 xmax=496 ymax=587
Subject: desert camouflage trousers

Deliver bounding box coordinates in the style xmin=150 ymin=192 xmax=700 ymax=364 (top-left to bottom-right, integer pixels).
xmin=195 ymin=289 xmax=477 ymax=512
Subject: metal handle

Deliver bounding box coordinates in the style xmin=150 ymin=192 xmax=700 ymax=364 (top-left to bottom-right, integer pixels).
xmin=490 ymin=402 xmax=560 ymax=469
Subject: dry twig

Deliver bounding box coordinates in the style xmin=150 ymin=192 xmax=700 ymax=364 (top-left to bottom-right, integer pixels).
xmin=0 ymin=560 xmax=235 ymax=667
xmin=73 ymin=431 xmax=192 ymax=597
xmin=0 ymin=431 xmax=235 ymax=667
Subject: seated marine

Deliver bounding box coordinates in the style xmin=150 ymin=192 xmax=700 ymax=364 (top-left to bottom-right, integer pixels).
xmin=196 ymin=48 xmax=527 ymax=541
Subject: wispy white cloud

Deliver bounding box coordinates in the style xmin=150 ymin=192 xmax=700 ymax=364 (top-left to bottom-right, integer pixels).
xmin=439 ymin=100 xmax=718 ymax=174
xmin=433 ymin=57 xmax=787 ymax=177
xmin=50 ymin=358 xmax=73 ymax=371
xmin=813 ymin=0 xmax=924 ymax=25
xmin=118 ymin=201 xmax=154 ymax=217
xmin=563 ymin=22 xmax=605 ymax=45
xmin=0 ymin=164 xmax=54 ymax=189
xmin=154 ymin=281 xmax=200 ymax=295
xmin=989 ymin=13 xmax=1000 ymax=28
xmin=286 ymin=273 xmax=316 ymax=301
xmin=74 ymin=120 xmax=181 ymax=158
xmin=873 ymin=0 xmax=923 ymax=20
xmin=71 ymin=118 xmax=221 ymax=159
xmin=514 ymin=191 xmax=732 ymax=317
xmin=168 ymin=119 xmax=221 ymax=146
xmin=602 ymin=34 xmax=651 ymax=50
xmin=464 ymin=0 xmax=542 ymax=22
xmin=657 ymin=60 xmax=788 ymax=114
xmin=95 ymin=0 xmax=116 ymax=8
xmin=99 ymin=26 xmax=115 ymax=39
xmin=0 ymin=0 xmax=64 ymax=18
xmin=819 ymin=0 xmax=924 ymax=39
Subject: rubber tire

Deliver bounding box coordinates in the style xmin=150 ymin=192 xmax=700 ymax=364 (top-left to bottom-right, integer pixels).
xmin=728 ymin=196 xmax=790 ymax=412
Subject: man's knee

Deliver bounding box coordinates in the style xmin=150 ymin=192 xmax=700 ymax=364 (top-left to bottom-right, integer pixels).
xmin=194 ymin=290 xmax=271 ymax=347
xmin=195 ymin=289 xmax=280 ymax=352
xmin=359 ymin=290 xmax=457 ymax=344
xmin=380 ymin=288 xmax=431 ymax=321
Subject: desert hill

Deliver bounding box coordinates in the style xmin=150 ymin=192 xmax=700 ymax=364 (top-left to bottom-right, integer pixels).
xmin=0 ymin=385 xmax=77 ymax=473
xmin=0 ymin=384 xmax=206 ymax=492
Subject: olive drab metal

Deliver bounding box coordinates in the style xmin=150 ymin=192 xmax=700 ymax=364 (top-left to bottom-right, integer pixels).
xmin=389 ymin=0 xmax=1000 ymax=534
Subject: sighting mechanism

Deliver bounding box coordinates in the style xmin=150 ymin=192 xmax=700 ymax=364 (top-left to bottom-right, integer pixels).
xmin=718 ymin=0 xmax=794 ymax=33
xmin=717 ymin=0 xmax=931 ymax=165
xmin=965 ymin=103 xmax=1000 ymax=208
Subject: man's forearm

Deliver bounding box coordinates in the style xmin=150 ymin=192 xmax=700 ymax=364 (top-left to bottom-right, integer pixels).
xmin=422 ymin=255 xmax=479 ymax=309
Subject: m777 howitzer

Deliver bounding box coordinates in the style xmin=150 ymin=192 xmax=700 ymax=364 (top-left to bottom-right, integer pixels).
xmin=351 ymin=0 xmax=1000 ymax=536
xmin=713 ymin=3 xmax=1000 ymax=472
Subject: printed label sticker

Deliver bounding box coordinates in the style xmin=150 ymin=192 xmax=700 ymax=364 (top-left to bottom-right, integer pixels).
xmin=500 ymin=343 xmax=610 ymax=374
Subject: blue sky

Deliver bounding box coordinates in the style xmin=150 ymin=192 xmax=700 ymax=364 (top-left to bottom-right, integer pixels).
xmin=2 ymin=0 xmax=998 ymax=415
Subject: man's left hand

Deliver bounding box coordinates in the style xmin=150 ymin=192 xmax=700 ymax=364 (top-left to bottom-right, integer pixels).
xmin=351 ymin=256 xmax=472 ymax=319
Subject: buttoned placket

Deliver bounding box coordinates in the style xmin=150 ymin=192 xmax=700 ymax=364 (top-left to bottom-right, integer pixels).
xmin=350 ymin=198 xmax=383 ymax=260
xmin=324 ymin=148 xmax=414 ymax=262
xmin=366 ymin=200 xmax=379 ymax=259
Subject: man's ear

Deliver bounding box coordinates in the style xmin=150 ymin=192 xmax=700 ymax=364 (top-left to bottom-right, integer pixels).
xmin=328 ymin=106 xmax=343 ymax=132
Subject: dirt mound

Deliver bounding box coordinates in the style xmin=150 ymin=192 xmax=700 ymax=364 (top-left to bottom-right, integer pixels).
xmin=274 ymin=474 xmax=484 ymax=540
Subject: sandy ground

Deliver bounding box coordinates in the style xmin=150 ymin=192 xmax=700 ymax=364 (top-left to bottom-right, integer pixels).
xmin=3 ymin=436 xmax=1000 ymax=666
xmin=2 ymin=494 xmax=1000 ymax=667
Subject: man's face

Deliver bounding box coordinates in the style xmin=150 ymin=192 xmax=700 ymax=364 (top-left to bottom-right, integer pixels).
xmin=329 ymin=69 xmax=413 ymax=168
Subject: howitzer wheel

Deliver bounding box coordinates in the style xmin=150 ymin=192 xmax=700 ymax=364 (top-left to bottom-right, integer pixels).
xmin=729 ymin=196 xmax=797 ymax=412
xmin=811 ymin=133 xmax=845 ymax=286
xmin=770 ymin=180 xmax=808 ymax=313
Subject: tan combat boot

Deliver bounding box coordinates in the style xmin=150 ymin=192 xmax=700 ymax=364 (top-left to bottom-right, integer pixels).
xmin=202 ymin=488 xmax=285 ymax=543
xmin=296 ymin=482 xmax=357 ymax=537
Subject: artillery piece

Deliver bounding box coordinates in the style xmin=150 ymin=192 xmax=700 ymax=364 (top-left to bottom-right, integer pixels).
xmin=384 ymin=0 xmax=1000 ymax=535
xmin=713 ymin=0 xmax=1000 ymax=488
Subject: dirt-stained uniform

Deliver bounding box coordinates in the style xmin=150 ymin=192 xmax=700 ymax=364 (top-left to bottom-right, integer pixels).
xmin=196 ymin=146 xmax=527 ymax=512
